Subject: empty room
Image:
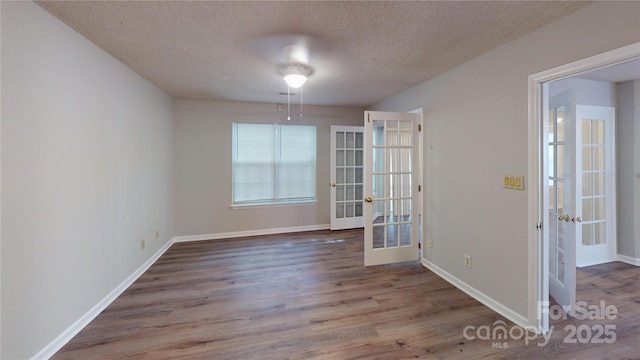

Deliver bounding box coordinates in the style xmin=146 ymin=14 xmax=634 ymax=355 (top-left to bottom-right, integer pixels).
xmin=2 ymin=1 xmax=639 ymax=359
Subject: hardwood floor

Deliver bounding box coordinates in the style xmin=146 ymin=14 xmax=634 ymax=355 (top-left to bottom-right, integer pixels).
xmin=52 ymin=229 xmax=640 ymax=359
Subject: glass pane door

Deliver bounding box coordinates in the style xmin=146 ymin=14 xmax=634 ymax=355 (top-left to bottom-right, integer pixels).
xmin=547 ymin=90 xmax=576 ymax=316
xmin=364 ymin=111 xmax=420 ymax=266
xmin=330 ymin=126 xmax=364 ymax=230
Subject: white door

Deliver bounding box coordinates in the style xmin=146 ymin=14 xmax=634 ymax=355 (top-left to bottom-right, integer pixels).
xmin=575 ymin=105 xmax=616 ymax=267
xmin=364 ymin=111 xmax=421 ymax=266
xmin=330 ymin=125 xmax=365 ymax=230
xmin=547 ymin=90 xmax=577 ymax=315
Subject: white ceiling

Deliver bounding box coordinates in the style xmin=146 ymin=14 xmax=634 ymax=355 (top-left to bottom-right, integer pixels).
xmin=36 ymin=1 xmax=590 ymax=107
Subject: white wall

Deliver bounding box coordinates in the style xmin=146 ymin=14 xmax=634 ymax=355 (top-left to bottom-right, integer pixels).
xmin=1 ymin=2 xmax=174 ymax=359
xmin=616 ymin=80 xmax=640 ymax=259
xmin=370 ymin=1 xmax=640 ymax=321
xmin=173 ymin=99 xmax=363 ymax=237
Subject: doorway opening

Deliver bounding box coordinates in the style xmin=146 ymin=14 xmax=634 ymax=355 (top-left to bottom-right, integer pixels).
xmin=528 ymin=42 xmax=640 ymax=333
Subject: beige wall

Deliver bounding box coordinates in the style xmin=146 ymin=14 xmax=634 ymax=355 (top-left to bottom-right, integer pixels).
xmin=173 ymin=99 xmax=363 ymax=237
xmin=617 ymin=80 xmax=640 ymax=259
xmin=1 ymin=2 xmax=174 ymax=358
xmin=370 ymin=1 xmax=640 ymax=321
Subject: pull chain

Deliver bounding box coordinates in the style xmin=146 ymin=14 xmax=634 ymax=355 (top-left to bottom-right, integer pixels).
xmin=287 ymin=85 xmax=291 ymax=121
xmin=300 ymin=86 xmax=303 ymax=118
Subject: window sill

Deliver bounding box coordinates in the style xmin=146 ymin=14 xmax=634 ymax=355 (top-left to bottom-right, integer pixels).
xmin=230 ymin=200 xmax=318 ymax=210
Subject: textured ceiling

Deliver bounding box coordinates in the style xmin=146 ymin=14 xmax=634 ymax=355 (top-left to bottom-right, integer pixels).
xmin=36 ymin=1 xmax=590 ymax=107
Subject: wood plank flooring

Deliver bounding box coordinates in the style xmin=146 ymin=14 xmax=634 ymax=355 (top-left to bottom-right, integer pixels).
xmin=52 ymin=229 xmax=640 ymax=359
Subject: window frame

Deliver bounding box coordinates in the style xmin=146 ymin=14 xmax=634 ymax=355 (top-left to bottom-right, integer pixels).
xmin=231 ymin=122 xmax=317 ymax=207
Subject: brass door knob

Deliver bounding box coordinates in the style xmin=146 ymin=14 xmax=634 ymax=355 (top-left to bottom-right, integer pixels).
xmin=573 ymin=216 xmax=582 ymax=223
xmin=331 ymin=183 xmax=336 ymax=187
xmin=559 ymin=214 xmax=570 ymax=222
xmin=365 ymin=197 xmax=373 ymax=203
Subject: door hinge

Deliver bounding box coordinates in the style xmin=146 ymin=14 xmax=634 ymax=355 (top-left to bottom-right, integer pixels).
xmin=418 ymin=185 xmax=421 ymax=192
xmin=536 ymin=222 xmax=543 ymax=230
xmin=367 ymin=113 xmax=370 ymax=123
xmin=418 ymin=124 xmax=422 ymax=132
xmin=418 ymin=243 xmax=421 ymax=249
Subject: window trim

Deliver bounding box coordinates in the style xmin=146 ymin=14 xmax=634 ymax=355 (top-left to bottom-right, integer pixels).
xmin=231 ymin=122 xmax=317 ymax=207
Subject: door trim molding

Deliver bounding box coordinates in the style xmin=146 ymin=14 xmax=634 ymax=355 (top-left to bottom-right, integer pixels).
xmin=528 ymin=42 xmax=640 ymax=334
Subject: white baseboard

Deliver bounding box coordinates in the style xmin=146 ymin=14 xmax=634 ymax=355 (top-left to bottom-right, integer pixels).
xmin=421 ymin=258 xmax=530 ymax=330
xmin=31 ymin=240 xmax=174 ymax=360
xmin=173 ymin=224 xmax=331 ymax=243
xmin=617 ymin=254 xmax=640 ymax=266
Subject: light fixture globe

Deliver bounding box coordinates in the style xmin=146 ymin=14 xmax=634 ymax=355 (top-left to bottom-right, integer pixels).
xmin=284 ymin=73 xmax=307 ymax=88
xmin=280 ymin=63 xmax=313 ymax=89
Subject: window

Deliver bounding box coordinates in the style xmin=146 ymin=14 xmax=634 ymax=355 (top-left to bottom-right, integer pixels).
xmin=232 ymin=123 xmax=316 ymax=206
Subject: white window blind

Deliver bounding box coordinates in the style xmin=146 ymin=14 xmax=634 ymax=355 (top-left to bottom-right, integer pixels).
xmin=232 ymin=123 xmax=316 ymax=205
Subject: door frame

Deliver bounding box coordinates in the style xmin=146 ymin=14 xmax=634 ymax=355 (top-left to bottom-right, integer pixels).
xmin=528 ymin=42 xmax=640 ymax=333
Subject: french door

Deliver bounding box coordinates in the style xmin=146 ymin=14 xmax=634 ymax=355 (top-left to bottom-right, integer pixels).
xmin=364 ymin=111 xmax=421 ymax=266
xmin=330 ymin=126 xmax=365 ymax=230
xmin=547 ymin=90 xmax=577 ymax=315
xmin=575 ymin=105 xmax=616 ymax=267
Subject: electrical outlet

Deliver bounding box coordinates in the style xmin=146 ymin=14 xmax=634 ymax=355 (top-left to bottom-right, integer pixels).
xmin=427 ymin=238 xmax=433 ymax=248
xmin=141 ymin=240 xmax=145 ymax=250
xmin=464 ymin=254 xmax=472 ymax=268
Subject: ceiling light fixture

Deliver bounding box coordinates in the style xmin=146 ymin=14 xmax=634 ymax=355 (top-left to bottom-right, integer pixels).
xmin=283 ymin=63 xmax=312 ymax=88
xmin=279 ymin=45 xmax=314 ymax=121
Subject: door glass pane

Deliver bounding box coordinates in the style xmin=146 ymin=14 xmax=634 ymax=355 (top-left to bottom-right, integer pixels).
xmin=594 ymin=198 xmax=605 ymax=220
xmin=388 ymin=148 xmax=399 ymax=172
xmin=337 ymin=132 xmax=345 ymax=148
xmin=557 ymin=145 xmax=565 ymax=179
xmin=595 ymin=222 xmax=605 ymax=245
xmin=582 ymin=120 xmax=591 ymax=143
xmin=336 ymin=203 xmax=344 ymax=219
xmin=400 ymin=148 xmax=411 ymax=172
xmin=373 ymin=148 xmax=384 ymax=173
xmin=346 ymin=150 xmax=354 ymax=166
xmin=355 ymin=202 xmax=363 ymax=217
xmin=355 ymin=150 xmax=363 ymax=166
xmin=549 ymin=181 xmax=556 ymax=210
xmin=336 ymin=168 xmax=345 ymax=185
xmin=593 ymin=147 xmax=604 ymax=170
xmin=373 ymin=225 xmax=385 ymax=249
xmin=548 ymin=145 xmax=555 ymax=179
xmin=400 ymin=174 xmax=412 ymax=197
xmin=355 ymin=168 xmax=363 ymax=183
xmin=582 ymin=223 xmax=592 ymax=246
xmin=594 ymin=172 xmax=604 ymax=195
xmin=594 ymin=120 xmax=604 ymax=144
xmin=372 ymin=174 xmax=384 ymax=198
xmin=346 ymin=168 xmax=354 ymax=184
xmin=386 ymin=225 xmax=398 ymax=247
xmin=372 ymin=121 xmax=385 ymax=146
xmin=346 ymin=185 xmax=354 ymax=201
xmin=400 ymin=199 xmax=411 ymax=219
xmin=346 ymin=132 xmax=355 ymax=148
xmin=582 ymin=173 xmax=592 ymax=196
xmin=355 ymin=132 xmax=364 ymax=149
xmin=346 ymin=202 xmax=354 ymax=218
xmin=399 ymin=223 xmax=411 ymax=246
xmin=557 ymin=107 xmax=565 ymax=142
xmin=336 ymin=185 xmax=344 ymax=201
xmin=336 ymin=150 xmax=344 ymax=166
xmin=372 ymin=200 xmax=385 ymax=223
xmin=582 ymin=199 xmax=592 ymax=221
xmin=582 ymin=147 xmax=592 ymax=170
xmin=355 ymin=185 xmax=363 ymax=201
